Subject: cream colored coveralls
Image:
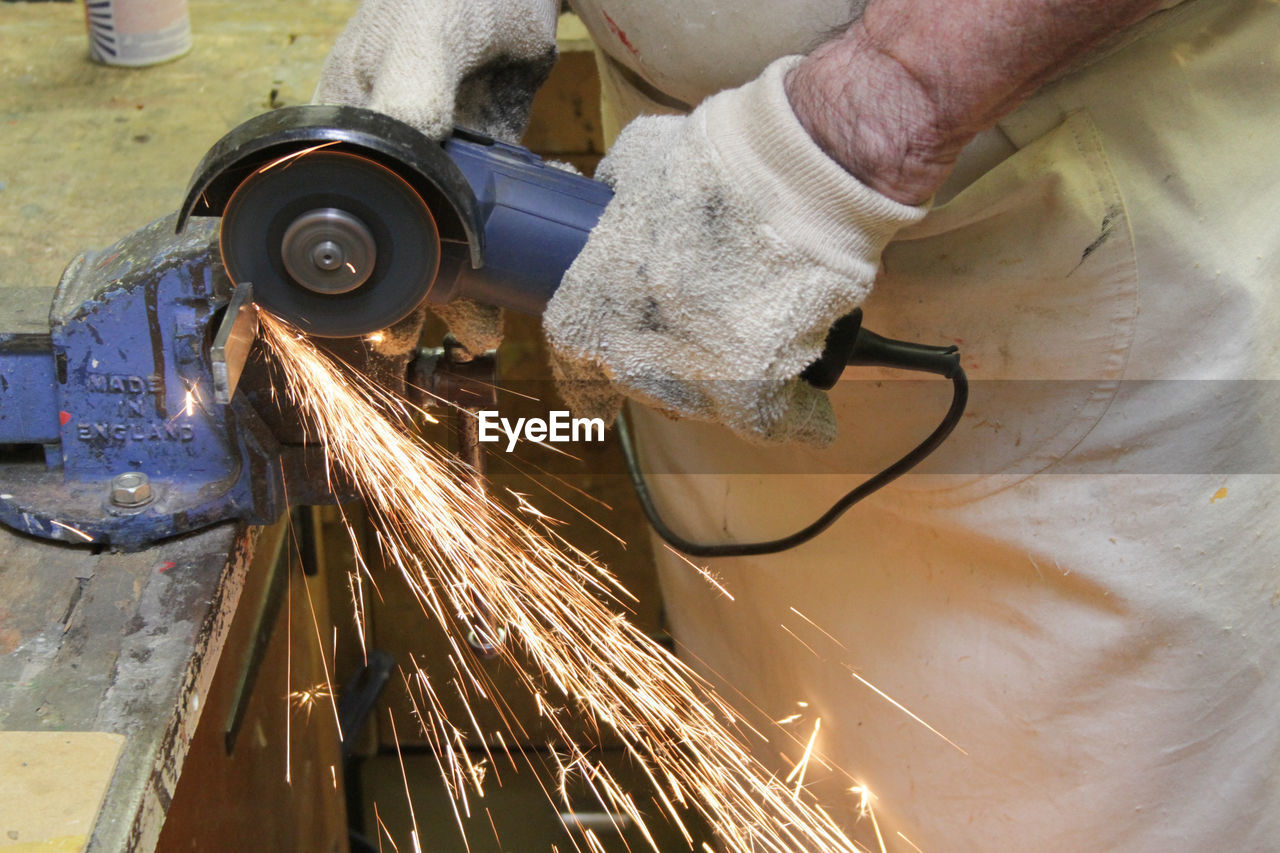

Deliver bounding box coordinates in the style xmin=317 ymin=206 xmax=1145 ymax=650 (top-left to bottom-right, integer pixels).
xmin=570 ymin=0 xmax=1280 ymax=849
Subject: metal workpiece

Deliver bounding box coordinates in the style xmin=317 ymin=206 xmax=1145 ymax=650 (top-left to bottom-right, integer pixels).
xmin=210 ymin=281 xmax=258 ymax=405
xmin=410 ymin=337 xmax=497 ymax=482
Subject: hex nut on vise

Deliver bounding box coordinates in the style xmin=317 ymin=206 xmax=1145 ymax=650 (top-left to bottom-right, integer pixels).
xmin=111 ymin=472 xmax=154 ymax=508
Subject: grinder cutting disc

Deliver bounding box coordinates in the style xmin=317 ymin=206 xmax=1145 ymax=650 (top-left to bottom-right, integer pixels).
xmin=220 ymin=150 xmax=441 ymax=337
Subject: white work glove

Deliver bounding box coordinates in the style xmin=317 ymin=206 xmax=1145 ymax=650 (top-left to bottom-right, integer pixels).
xmin=314 ymin=0 xmax=560 ymax=352
xmin=543 ymin=57 xmax=927 ymax=446
xmin=315 ymin=0 xmax=559 ymax=142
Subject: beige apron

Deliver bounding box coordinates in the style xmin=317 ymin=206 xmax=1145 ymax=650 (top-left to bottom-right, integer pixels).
xmin=575 ymin=0 xmax=1280 ymax=848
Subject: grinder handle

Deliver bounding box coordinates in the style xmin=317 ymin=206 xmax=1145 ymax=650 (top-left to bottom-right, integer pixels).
xmin=435 ymin=130 xmax=614 ymax=316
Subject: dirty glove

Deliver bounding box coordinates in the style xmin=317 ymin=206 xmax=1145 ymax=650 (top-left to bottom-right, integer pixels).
xmin=315 ymin=0 xmax=560 ymax=352
xmin=543 ymin=57 xmax=927 ymax=446
xmin=315 ymin=0 xmax=559 ymax=142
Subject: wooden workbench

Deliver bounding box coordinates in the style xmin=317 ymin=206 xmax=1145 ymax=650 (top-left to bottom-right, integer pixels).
xmin=0 ymin=3 xmax=356 ymax=850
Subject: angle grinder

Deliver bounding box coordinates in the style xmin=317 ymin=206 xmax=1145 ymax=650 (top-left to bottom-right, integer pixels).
xmin=179 ymin=103 xmax=888 ymax=384
xmin=179 ymin=104 xmax=612 ymax=338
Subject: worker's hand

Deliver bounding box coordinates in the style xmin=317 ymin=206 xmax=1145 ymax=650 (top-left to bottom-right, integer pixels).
xmin=543 ymin=58 xmax=926 ymax=446
xmin=315 ymin=0 xmax=559 ymax=353
xmin=315 ymin=0 xmax=559 ymax=144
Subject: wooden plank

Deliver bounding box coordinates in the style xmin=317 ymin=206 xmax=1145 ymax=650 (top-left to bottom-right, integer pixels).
xmin=0 ymin=731 xmax=125 ymax=853
xmin=556 ymin=11 xmax=596 ymax=54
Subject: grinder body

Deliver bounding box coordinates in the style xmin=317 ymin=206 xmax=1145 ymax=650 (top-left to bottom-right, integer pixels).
xmin=436 ymin=131 xmax=613 ymax=317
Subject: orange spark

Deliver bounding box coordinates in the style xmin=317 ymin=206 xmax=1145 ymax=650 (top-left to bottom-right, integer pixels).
xmin=288 ymin=683 xmax=333 ymax=718
xmin=254 ymin=140 xmax=340 ymax=174
xmin=851 ymin=784 xmax=888 ymax=853
xmin=897 ymin=830 xmax=926 ymax=852
xmin=50 ymin=519 xmax=94 ymax=542
xmin=847 ymin=667 xmax=968 ymax=756
xmin=785 ymin=717 xmax=822 ymax=796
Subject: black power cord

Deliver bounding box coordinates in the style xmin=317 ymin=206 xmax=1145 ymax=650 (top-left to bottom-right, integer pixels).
xmin=617 ymin=309 xmax=968 ymax=558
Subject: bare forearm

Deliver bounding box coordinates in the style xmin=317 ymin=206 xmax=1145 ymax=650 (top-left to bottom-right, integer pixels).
xmin=785 ymin=0 xmax=1163 ymax=204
